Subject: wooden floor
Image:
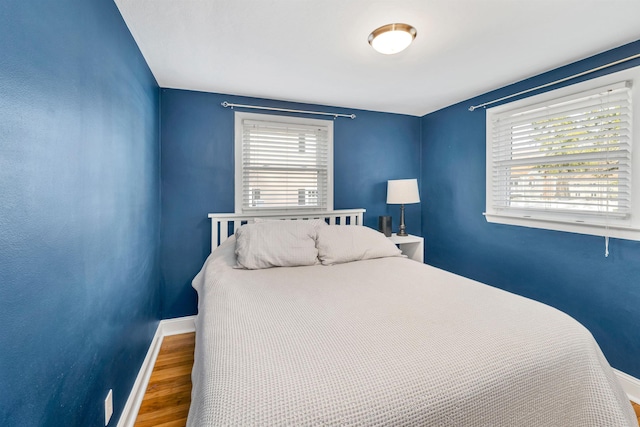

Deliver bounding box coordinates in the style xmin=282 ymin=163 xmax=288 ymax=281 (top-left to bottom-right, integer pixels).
xmin=134 ymin=332 xmax=195 ymax=427
xmin=136 ymin=333 xmax=640 ymax=426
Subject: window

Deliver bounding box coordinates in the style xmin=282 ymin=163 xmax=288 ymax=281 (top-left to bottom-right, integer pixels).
xmin=485 ymin=66 xmax=640 ymax=241
xmin=235 ymin=112 xmax=333 ymax=213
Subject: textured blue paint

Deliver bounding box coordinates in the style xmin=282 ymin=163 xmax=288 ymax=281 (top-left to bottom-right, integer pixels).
xmin=160 ymin=89 xmax=421 ymax=318
xmin=10 ymin=3 xmax=637 ymax=424
xmin=0 ymin=0 xmax=160 ymax=426
xmin=421 ymin=39 xmax=640 ymax=378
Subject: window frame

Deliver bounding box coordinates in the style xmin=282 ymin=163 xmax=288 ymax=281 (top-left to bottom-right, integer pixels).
xmin=485 ymin=65 xmax=640 ymax=241
xmin=234 ymin=111 xmax=334 ymax=214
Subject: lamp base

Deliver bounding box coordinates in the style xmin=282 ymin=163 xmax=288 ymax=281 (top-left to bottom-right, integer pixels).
xmin=397 ymin=204 xmax=408 ymax=236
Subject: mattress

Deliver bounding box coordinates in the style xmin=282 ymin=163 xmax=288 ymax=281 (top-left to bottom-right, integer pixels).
xmin=188 ymin=238 xmax=636 ymax=426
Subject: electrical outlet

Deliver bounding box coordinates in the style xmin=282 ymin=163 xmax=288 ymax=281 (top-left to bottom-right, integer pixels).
xmin=104 ymin=389 xmax=113 ymax=426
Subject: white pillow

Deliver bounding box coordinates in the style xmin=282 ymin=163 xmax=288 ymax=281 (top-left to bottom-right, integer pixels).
xmin=235 ymin=220 xmax=319 ymax=269
xmin=316 ymin=225 xmax=402 ymax=265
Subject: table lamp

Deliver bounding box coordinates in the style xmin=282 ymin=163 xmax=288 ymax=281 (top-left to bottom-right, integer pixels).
xmin=387 ymin=179 xmax=420 ymax=236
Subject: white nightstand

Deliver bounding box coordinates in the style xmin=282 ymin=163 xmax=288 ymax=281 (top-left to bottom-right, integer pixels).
xmin=388 ymin=234 xmax=424 ymax=263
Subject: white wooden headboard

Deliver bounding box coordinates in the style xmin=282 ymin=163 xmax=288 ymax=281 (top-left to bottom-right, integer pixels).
xmin=208 ymin=209 xmax=366 ymax=251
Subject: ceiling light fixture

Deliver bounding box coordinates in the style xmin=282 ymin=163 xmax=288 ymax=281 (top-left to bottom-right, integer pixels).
xmin=368 ymin=23 xmax=417 ymax=55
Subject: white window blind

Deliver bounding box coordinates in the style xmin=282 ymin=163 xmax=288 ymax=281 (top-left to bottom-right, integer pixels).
xmin=237 ymin=115 xmax=332 ymax=212
xmin=489 ymin=81 xmax=632 ymax=221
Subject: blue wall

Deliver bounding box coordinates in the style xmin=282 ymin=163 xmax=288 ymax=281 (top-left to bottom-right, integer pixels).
xmin=4 ymin=3 xmax=636 ymax=424
xmin=421 ymin=39 xmax=640 ymax=378
xmin=0 ymin=0 xmax=160 ymax=426
xmin=160 ymin=89 xmax=421 ymax=318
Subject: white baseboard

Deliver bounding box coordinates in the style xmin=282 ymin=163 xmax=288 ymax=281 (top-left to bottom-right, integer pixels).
xmin=160 ymin=315 xmax=197 ymax=336
xmin=615 ymin=368 xmax=640 ymax=404
xmin=117 ymin=315 xmax=197 ymax=427
xmin=116 ymin=324 xmax=163 ymax=427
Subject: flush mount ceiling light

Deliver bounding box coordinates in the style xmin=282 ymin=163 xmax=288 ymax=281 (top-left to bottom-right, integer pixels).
xmin=368 ymin=23 xmax=417 ymax=55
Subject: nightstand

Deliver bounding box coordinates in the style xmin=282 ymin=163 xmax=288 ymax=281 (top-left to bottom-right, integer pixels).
xmin=388 ymin=233 xmax=424 ymax=262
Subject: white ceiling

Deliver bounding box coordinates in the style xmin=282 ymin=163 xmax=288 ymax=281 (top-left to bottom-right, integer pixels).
xmin=114 ymin=0 xmax=640 ymax=117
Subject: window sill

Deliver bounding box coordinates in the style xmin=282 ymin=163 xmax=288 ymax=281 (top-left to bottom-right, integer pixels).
xmin=484 ymin=212 xmax=640 ymax=241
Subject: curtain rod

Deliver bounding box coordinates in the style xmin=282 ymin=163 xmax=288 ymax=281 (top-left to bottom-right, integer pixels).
xmin=221 ymin=101 xmax=356 ymax=119
xmin=468 ymin=53 xmax=640 ymax=112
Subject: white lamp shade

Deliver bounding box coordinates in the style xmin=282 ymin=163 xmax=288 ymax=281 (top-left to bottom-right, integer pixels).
xmin=387 ymin=179 xmax=420 ymax=204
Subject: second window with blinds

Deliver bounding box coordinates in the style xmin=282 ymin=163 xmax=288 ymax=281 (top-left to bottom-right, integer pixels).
xmin=234 ymin=112 xmax=334 ymax=213
xmin=485 ymin=65 xmax=640 ymax=240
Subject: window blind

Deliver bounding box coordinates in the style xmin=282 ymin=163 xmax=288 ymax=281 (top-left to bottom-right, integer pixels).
xmin=490 ymin=81 xmax=632 ymax=220
xmin=240 ymin=119 xmax=329 ymax=211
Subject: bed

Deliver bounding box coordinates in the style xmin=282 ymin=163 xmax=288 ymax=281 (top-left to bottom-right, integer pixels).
xmin=188 ymin=210 xmax=636 ymax=426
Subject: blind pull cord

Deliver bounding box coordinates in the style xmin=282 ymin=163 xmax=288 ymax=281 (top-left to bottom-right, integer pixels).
xmin=603 ymin=89 xmax=611 ymax=258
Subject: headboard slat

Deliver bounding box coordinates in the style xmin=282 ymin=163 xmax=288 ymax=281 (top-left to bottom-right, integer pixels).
xmin=211 ymin=222 xmax=219 ymax=253
xmin=219 ymin=220 xmax=229 ymax=244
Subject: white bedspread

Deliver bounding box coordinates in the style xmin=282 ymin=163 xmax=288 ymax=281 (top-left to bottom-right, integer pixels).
xmin=188 ymin=240 xmax=635 ymax=426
